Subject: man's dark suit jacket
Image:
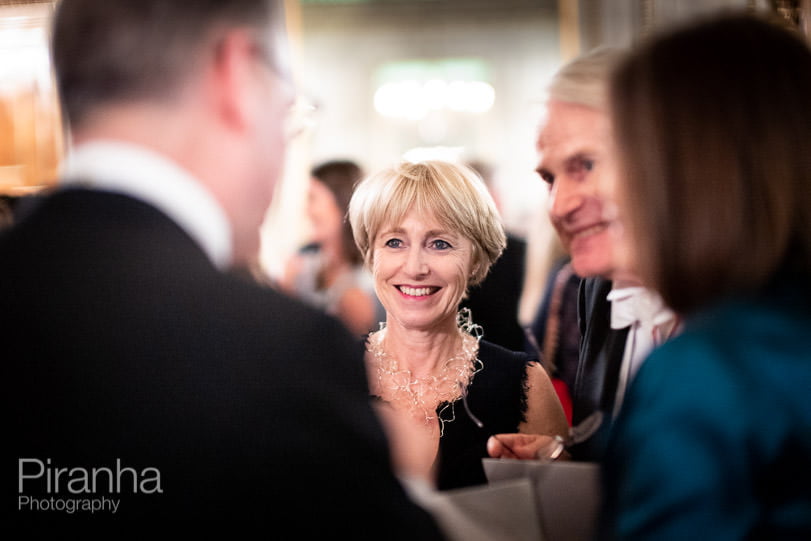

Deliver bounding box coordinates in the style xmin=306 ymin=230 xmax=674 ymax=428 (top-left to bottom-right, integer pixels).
xmin=568 ymin=277 xmax=629 ymax=462
xmin=3 ymin=188 xmax=444 ymax=538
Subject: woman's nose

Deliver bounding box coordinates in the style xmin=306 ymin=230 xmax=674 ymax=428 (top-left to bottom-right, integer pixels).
xmin=404 ymin=246 xmax=429 ymax=277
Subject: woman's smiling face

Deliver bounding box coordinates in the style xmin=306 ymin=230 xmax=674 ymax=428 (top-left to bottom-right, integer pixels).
xmin=372 ymin=207 xmax=474 ymax=333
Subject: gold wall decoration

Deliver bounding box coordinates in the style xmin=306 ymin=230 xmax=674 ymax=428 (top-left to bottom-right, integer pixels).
xmin=0 ymin=1 xmax=63 ymax=196
xmin=771 ymin=0 xmax=803 ymax=27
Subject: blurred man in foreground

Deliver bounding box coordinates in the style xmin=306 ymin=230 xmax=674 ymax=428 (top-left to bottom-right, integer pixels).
xmin=2 ymin=1 xmax=445 ymax=537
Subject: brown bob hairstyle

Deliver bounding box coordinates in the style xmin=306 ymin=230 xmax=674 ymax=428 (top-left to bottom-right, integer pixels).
xmin=609 ymin=12 xmax=811 ymax=315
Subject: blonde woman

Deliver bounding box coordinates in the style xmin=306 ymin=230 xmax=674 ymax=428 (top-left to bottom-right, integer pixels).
xmin=348 ymin=160 xmax=568 ymax=490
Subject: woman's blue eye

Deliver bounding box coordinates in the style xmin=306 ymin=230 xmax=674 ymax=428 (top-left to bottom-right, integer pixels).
xmin=431 ymin=239 xmax=452 ymax=250
xmin=385 ymin=238 xmax=402 ymax=248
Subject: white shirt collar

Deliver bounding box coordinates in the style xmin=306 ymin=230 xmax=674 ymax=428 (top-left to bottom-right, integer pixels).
xmin=61 ymin=141 xmax=232 ymax=270
xmin=607 ymin=286 xmax=675 ymax=330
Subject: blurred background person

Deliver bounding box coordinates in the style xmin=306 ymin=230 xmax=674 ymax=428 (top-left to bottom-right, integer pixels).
xmin=526 ymin=237 xmax=581 ymax=425
xmin=602 ymin=12 xmax=811 ymax=539
xmin=459 ymin=159 xmax=528 ymax=353
xmin=349 ymin=160 xmax=568 ymax=490
xmin=281 ymin=159 xmax=384 ymax=336
xmin=461 ymin=159 xmax=577 ymax=424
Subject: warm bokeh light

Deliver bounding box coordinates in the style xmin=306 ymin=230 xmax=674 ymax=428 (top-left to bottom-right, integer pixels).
xmin=373 ymin=78 xmax=496 ymax=120
xmin=0 ymin=3 xmax=63 ymax=195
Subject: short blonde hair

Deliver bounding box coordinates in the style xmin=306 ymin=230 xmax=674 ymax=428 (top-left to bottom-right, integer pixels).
xmin=348 ymin=160 xmax=506 ymax=287
xmin=548 ymin=46 xmax=625 ymax=110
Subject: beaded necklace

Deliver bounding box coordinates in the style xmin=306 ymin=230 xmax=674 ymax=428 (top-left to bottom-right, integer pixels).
xmin=366 ymin=308 xmax=483 ymax=435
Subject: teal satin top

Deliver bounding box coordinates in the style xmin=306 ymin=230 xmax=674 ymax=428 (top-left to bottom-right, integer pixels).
xmin=601 ymin=281 xmax=811 ymax=539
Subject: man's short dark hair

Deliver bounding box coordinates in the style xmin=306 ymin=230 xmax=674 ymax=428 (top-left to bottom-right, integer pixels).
xmin=52 ymin=0 xmax=284 ymax=128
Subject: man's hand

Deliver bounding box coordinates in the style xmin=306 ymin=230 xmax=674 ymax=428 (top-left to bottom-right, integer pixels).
xmin=487 ymin=433 xmax=563 ymax=460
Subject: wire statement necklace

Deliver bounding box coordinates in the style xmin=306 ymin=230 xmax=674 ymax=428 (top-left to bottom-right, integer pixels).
xmin=366 ymin=308 xmax=483 ymax=435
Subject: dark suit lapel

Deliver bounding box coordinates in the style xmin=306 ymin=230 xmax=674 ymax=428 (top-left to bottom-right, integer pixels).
xmin=598 ymin=325 xmax=630 ymax=414
xmin=573 ymin=278 xmax=630 ymax=422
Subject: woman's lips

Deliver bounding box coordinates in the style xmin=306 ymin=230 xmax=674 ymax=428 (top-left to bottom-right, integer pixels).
xmin=397 ymin=285 xmax=439 ymax=297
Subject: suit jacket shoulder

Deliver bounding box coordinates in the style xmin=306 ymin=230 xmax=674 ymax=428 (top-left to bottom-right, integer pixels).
xmin=2 ymin=189 xmax=444 ymax=538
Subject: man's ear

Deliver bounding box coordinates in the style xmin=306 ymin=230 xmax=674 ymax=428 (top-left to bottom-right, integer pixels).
xmin=207 ymin=29 xmax=258 ymax=133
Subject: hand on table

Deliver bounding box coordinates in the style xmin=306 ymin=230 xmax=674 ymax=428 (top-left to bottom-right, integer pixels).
xmin=486 ymin=433 xmax=568 ymax=461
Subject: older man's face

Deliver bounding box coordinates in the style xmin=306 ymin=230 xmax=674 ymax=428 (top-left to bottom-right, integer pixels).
xmin=535 ymin=99 xmax=621 ymax=279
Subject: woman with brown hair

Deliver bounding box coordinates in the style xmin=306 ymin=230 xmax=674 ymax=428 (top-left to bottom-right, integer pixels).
xmin=601 ymin=12 xmax=811 ymax=539
xmin=282 ymin=160 xmax=384 ymax=337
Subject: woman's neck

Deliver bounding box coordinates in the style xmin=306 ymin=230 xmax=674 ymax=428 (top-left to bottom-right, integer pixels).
xmin=379 ymin=318 xmax=462 ymax=379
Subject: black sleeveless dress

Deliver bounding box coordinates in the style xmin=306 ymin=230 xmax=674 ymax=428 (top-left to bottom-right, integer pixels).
xmin=434 ymin=339 xmax=531 ymax=490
